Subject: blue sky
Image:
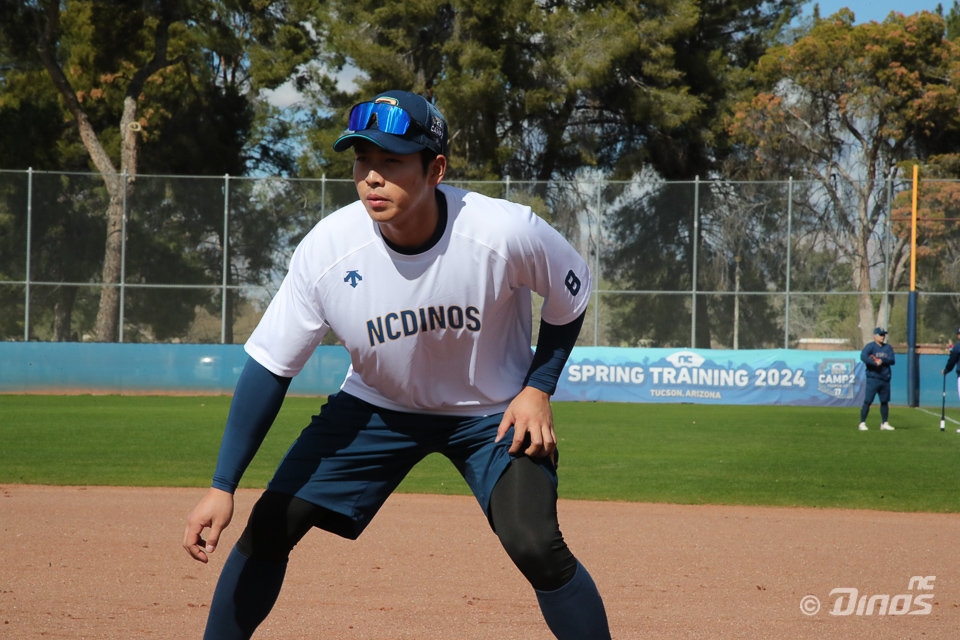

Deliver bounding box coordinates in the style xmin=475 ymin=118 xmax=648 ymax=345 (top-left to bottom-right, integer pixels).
xmin=800 ymin=0 xmax=949 ymax=24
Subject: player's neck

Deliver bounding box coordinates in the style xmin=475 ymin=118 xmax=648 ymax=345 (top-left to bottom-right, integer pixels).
xmin=381 ymin=188 xmax=445 ymax=254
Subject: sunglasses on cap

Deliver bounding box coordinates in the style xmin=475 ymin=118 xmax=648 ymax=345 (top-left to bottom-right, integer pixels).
xmin=348 ymin=102 xmax=427 ymax=138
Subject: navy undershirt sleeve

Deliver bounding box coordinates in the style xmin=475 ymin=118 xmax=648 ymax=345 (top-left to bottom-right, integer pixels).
xmin=523 ymin=311 xmax=586 ymax=395
xmin=211 ymin=357 xmax=292 ymax=493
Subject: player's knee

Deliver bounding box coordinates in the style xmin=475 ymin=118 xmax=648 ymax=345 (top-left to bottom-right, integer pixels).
xmin=498 ymin=526 xmax=576 ymax=591
xmin=490 ymin=456 xmax=576 ymax=590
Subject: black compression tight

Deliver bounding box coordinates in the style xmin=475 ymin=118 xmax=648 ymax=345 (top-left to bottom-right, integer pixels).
xmin=488 ymin=455 xmax=578 ymax=591
xmin=236 ymin=456 xmax=577 ymax=591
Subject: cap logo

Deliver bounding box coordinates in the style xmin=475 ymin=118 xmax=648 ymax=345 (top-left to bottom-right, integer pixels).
xmin=374 ymin=97 xmax=399 ymax=105
xmin=430 ymin=116 xmax=444 ymax=139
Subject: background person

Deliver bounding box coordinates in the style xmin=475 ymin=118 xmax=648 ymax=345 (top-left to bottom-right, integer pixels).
xmin=859 ymin=327 xmax=895 ymax=431
xmin=941 ymin=328 xmax=960 ymax=432
xmin=182 ymin=89 xmax=611 ymax=640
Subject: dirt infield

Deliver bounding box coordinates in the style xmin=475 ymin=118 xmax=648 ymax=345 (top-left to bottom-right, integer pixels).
xmin=1 ymin=485 xmax=958 ymax=640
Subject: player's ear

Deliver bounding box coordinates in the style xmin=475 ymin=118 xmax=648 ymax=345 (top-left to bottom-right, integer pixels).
xmin=428 ymin=154 xmax=447 ymax=186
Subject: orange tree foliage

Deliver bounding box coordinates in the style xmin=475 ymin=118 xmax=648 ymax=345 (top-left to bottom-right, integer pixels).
xmin=729 ymin=11 xmax=960 ymax=179
xmin=895 ymin=157 xmax=960 ymax=290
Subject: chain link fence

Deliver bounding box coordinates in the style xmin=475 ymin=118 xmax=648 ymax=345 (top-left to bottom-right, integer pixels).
xmin=1 ymin=169 xmax=957 ymax=350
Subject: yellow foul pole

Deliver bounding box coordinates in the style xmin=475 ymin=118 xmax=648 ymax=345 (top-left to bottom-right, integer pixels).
xmin=907 ymin=164 xmax=920 ymax=407
xmin=910 ymin=164 xmax=918 ymax=292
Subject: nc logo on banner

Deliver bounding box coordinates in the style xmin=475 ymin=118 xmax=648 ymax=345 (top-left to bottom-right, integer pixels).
xmin=817 ymin=359 xmax=856 ymax=399
xmin=665 ymin=351 xmax=706 ymax=368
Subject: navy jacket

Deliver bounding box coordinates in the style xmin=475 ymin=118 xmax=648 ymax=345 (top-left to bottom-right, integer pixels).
xmin=861 ymin=341 xmax=895 ymax=382
xmin=944 ymin=343 xmax=960 ymax=376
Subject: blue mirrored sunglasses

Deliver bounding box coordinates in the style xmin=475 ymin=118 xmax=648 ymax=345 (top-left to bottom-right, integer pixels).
xmin=348 ymin=102 xmax=414 ymax=135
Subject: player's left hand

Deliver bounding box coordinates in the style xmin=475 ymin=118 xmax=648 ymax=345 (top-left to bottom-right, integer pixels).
xmin=496 ymin=385 xmax=556 ymax=458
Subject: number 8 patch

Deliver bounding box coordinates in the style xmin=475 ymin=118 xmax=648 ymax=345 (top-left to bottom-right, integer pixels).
xmin=565 ymin=270 xmax=581 ymax=296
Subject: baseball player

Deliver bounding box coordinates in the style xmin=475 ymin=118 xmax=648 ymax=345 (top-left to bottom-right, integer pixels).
xmin=183 ymin=90 xmax=611 ymax=640
xmin=859 ymin=327 xmax=895 ymax=431
xmin=941 ymin=327 xmax=960 ymax=432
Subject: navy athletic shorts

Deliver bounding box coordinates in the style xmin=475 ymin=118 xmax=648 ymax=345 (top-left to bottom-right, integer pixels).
xmin=863 ymin=377 xmax=891 ymax=404
xmin=266 ymin=391 xmax=558 ymax=539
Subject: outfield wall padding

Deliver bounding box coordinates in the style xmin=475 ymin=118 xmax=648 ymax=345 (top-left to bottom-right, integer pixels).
xmin=0 ymin=343 xmax=349 ymax=396
xmin=0 ymin=343 xmax=955 ymax=408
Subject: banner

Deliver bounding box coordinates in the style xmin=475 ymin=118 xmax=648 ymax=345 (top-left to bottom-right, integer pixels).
xmin=554 ymin=348 xmax=865 ymax=406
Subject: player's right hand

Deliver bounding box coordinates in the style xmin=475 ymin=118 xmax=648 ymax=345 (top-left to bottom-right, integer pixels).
xmin=183 ymin=487 xmax=234 ymax=563
xmin=496 ymin=385 xmax=556 ymax=458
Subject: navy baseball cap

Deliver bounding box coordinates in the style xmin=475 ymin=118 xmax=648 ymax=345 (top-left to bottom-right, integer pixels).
xmin=874 ymin=327 xmax=887 ymax=335
xmin=333 ymin=90 xmax=448 ymax=156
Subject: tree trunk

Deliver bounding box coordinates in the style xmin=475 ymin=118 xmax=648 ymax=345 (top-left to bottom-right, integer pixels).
xmin=53 ymin=286 xmax=77 ymax=342
xmin=857 ymin=291 xmax=876 ymax=347
xmin=94 ymin=191 xmax=125 ymax=342
xmin=36 ymin=3 xmax=175 ymax=343
xmin=854 ymin=234 xmax=876 ymax=347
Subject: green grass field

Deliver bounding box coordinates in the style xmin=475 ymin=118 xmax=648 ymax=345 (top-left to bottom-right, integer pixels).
xmin=2 ymin=394 xmax=959 ymax=513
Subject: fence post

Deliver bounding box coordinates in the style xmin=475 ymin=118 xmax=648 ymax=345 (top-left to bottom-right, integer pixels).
xmin=733 ymin=255 xmax=741 ymax=349
xmin=321 ymin=173 xmax=326 ymax=218
xmin=118 ymin=172 xmax=128 ymax=343
xmin=883 ymin=178 xmax=892 ymax=328
xmin=594 ymin=176 xmax=602 ymax=346
xmin=691 ymin=176 xmax=700 ymax=349
xmin=222 ymin=174 xmax=230 ymax=344
xmin=784 ymin=177 xmax=793 ymax=348
xmin=24 ymin=168 xmax=33 ymax=342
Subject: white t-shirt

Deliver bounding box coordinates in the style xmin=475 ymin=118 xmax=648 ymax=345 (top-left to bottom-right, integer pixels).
xmin=245 ymin=184 xmax=592 ymax=416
